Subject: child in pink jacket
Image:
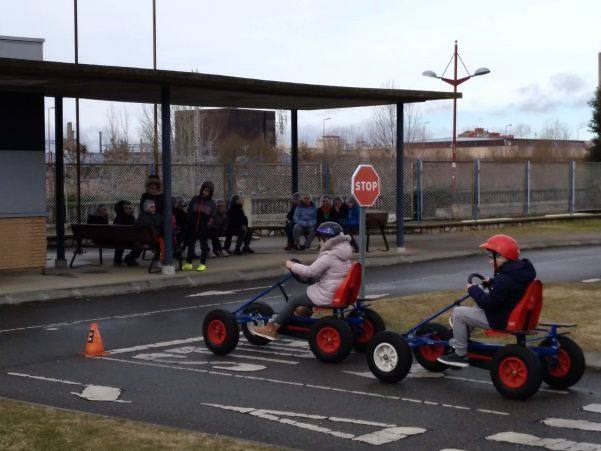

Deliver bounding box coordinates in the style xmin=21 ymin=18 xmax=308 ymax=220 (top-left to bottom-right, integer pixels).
xmin=252 ymin=222 xmax=352 ymax=341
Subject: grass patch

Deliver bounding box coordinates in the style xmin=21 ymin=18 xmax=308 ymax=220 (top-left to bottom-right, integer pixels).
xmin=0 ymin=398 xmax=279 ymax=451
xmin=471 ymin=219 xmax=601 ymax=236
xmin=370 ymin=282 xmax=601 ymax=352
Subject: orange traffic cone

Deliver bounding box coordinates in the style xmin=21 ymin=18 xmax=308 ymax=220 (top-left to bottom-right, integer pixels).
xmin=84 ymin=323 xmax=106 ymax=357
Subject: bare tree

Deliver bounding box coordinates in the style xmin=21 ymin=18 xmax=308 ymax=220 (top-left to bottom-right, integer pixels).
xmin=538 ymin=120 xmax=571 ymax=140
xmin=369 ymin=80 xmax=423 ymax=155
xmin=103 ymin=104 xmax=131 ymax=163
xmin=511 ymin=123 xmax=532 ymax=138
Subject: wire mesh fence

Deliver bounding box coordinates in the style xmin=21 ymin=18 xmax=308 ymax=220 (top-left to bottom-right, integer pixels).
xmin=45 ymin=160 xmax=601 ymax=227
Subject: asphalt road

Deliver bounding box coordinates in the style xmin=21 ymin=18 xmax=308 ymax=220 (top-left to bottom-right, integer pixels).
xmin=1 ymin=246 xmax=601 ymax=450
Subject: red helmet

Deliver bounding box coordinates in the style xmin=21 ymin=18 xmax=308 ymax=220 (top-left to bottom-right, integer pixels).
xmin=479 ymin=234 xmax=519 ymax=261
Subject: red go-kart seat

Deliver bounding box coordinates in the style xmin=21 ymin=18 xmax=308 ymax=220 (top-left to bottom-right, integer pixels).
xmin=485 ymin=279 xmax=543 ymax=336
xmin=330 ymin=263 xmax=362 ymax=308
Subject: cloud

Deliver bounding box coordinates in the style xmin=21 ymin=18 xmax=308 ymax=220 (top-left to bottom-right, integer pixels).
xmin=550 ymin=73 xmax=587 ymax=93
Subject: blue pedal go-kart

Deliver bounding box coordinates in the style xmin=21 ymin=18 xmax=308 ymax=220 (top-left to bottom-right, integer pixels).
xmin=366 ymin=273 xmax=585 ymax=400
xmin=202 ymin=262 xmax=385 ymax=363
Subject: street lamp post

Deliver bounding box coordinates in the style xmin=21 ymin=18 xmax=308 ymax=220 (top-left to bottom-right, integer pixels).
xmin=423 ymin=41 xmax=490 ymax=182
xmin=505 ymin=123 xmax=512 ymax=137
xmin=422 ymin=121 xmax=430 ymax=143
xmin=322 ymin=116 xmax=331 ymax=150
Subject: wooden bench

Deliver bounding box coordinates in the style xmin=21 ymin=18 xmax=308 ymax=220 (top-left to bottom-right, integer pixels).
xmin=70 ymin=224 xmax=169 ymax=273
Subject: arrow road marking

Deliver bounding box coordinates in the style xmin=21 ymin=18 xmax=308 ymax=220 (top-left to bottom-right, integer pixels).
xmin=202 ymin=403 xmax=426 ymax=446
xmin=487 ymin=431 xmax=601 ymax=450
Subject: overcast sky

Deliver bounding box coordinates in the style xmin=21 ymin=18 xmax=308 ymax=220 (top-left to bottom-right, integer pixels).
xmin=3 ymin=0 xmax=600 ymax=149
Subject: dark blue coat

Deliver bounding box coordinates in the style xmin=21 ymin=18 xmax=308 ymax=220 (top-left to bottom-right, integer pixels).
xmin=468 ymin=259 xmax=536 ymax=330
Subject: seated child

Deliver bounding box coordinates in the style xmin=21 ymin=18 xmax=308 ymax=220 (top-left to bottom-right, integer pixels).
xmin=438 ymin=234 xmax=536 ymax=368
xmin=252 ymin=222 xmax=352 ymax=341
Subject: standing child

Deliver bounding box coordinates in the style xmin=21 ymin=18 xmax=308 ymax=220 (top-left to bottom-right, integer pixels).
xmin=284 ymin=192 xmax=301 ymax=251
xmin=183 ymin=181 xmax=215 ymax=271
xmin=343 ymin=196 xmax=360 ymax=252
xmin=292 ymin=193 xmax=317 ymax=250
xmin=224 ymin=195 xmax=254 ymax=255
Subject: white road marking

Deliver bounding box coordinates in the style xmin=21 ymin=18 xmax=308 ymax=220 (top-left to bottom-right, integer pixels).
xmin=72 ymin=385 xmax=130 ymax=402
xmin=584 ymin=405 xmax=601 ymax=414
xmin=131 ymin=351 xmax=267 ymax=372
xmin=476 ymin=409 xmax=510 ymax=416
xmin=235 ymin=343 xmax=312 ymax=358
xmin=186 ymin=285 xmax=270 ymax=297
xmin=202 ymin=403 xmax=425 ymax=446
xmin=195 ymin=349 xmax=299 ymax=365
xmin=99 ymin=356 xmax=509 ymax=415
xmin=364 ymin=293 xmax=390 ymax=300
xmin=108 ymin=337 xmax=203 ymax=355
xmin=343 ymin=368 xmax=445 ymax=380
xmin=8 ymin=372 xmax=129 ymax=403
xmin=446 ymin=375 xmax=569 ymax=395
xmin=7 ymin=372 xmax=83 ymax=386
xmin=487 ymin=431 xmax=601 ymax=450
xmin=543 ymin=418 xmax=601 ymax=432
xmin=582 ymin=279 xmax=601 ymax=283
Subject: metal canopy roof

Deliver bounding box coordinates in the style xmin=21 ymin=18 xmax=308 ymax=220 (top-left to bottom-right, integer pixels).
xmin=0 ymin=57 xmax=460 ymax=110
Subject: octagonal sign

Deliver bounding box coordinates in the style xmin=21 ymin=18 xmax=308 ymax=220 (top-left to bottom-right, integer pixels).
xmin=352 ymin=164 xmax=381 ymax=207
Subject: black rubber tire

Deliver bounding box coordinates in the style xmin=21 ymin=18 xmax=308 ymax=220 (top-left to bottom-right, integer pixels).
xmin=539 ymin=336 xmax=585 ymax=389
xmin=412 ymin=322 xmax=453 ymax=372
xmin=309 ymin=316 xmax=354 ymax=363
xmin=202 ymin=309 xmax=240 ymax=355
xmin=490 ymin=344 xmax=542 ymax=400
xmin=367 ymin=331 xmax=413 ymax=383
xmin=241 ymin=302 xmax=274 ymax=346
xmin=350 ymin=308 xmax=386 ymax=352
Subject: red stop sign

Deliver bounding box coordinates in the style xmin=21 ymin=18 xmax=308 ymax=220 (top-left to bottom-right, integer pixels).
xmin=352 ymin=164 xmax=381 ymax=207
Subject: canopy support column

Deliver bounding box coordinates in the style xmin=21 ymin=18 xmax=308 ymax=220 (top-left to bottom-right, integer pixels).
xmin=291 ymin=109 xmax=298 ymax=194
xmin=161 ymin=86 xmax=174 ymax=274
xmin=396 ymin=103 xmax=405 ymax=251
xmin=54 ymin=97 xmax=66 ymax=267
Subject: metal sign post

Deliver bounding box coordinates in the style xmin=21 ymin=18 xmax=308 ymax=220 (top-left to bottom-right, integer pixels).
xmin=351 ymin=164 xmax=381 ymax=300
xmin=359 ymin=205 xmax=367 ymax=298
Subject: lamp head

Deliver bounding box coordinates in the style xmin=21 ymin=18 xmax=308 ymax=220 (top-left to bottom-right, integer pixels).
xmin=422 ymin=70 xmax=438 ymax=78
xmin=473 ymin=67 xmax=491 ymax=77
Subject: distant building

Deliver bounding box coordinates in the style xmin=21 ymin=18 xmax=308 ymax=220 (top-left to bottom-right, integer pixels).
xmin=174 ymin=108 xmax=276 ymax=162
xmin=316 ymin=135 xmax=343 ymax=151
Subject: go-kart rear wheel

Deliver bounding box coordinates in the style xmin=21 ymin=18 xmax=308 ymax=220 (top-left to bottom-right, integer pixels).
xmin=309 ymin=316 xmax=354 ymax=363
xmin=241 ymin=302 xmax=274 ymax=346
xmin=412 ymin=322 xmax=453 ymax=372
xmin=367 ymin=331 xmax=413 ymax=383
xmin=349 ymin=308 xmax=386 ymax=352
xmin=490 ymin=344 xmax=542 ymax=400
xmin=203 ymin=309 xmax=239 ymax=355
xmin=539 ymin=336 xmax=585 ymax=389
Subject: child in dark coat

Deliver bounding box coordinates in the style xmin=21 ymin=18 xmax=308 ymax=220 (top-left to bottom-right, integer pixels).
xmin=224 ymin=194 xmax=254 ymax=255
xmin=184 ymin=181 xmax=216 ymax=271
xmin=284 ymin=192 xmax=301 ymax=251
xmin=209 ymin=199 xmax=229 ymax=256
xmin=113 ymin=200 xmax=135 ymax=265
xmin=87 ymin=204 xmax=109 ymax=224
xmin=124 ymin=199 xmax=163 ymax=267
xmin=140 ymin=175 xmax=164 ymax=215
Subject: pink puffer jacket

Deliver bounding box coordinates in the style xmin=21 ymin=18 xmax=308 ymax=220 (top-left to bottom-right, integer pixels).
xmin=290 ymin=234 xmax=353 ymax=306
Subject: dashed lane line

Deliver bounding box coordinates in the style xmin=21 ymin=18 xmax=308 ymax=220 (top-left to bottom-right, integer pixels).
xmin=487 ymin=431 xmax=601 ymax=450
xmin=194 ymin=349 xmax=300 ymax=365
xmin=582 ymin=279 xmax=601 ymax=283
xmin=186 ymin=285 xmax=271 ymax=298
xmin=98 ymin=356 xmax=510 ymax=416
xmin=543 ymin=418 xmax=601 ymax=432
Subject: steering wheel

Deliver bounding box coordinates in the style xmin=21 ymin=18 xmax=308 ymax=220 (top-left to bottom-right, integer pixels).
xmin=288 ymin=258 xmax=312 ymax=284
xmin=468 ymin=273 xmax=489 ymax=290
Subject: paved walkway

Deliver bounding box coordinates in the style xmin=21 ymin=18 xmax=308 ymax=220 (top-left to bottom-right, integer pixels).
xmin=1 ymin=229 xmax=600 ymax=304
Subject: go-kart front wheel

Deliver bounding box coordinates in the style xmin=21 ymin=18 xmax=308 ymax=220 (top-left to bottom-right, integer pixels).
xmin=413 ymin=322 xmax=453 ymax=372
xmin=367 ymin=331 xmax=413 ymax=383
xmin=203 ymin=309 xmax=239 ymax=355
xmin=241 ymin=302 xmax=274 ymax=346
xmin=309 ymin=316 xmax=354 ymax=363
xmin=539 ymin=336 xmax=585 ymax=389
xmin=349 ymin=308 xmax=386 ymax=352
xmin=490 ymin=344 xmax=542 ymax=400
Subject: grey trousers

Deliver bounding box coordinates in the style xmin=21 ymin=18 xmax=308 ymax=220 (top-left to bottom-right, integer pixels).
xmin=274 ymin=295 xmax=314 ymax=326
xmin=293 ymin=224 xmax=315 ymax=249
xmin=451 ymin=306 xmax=490 ymax=356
